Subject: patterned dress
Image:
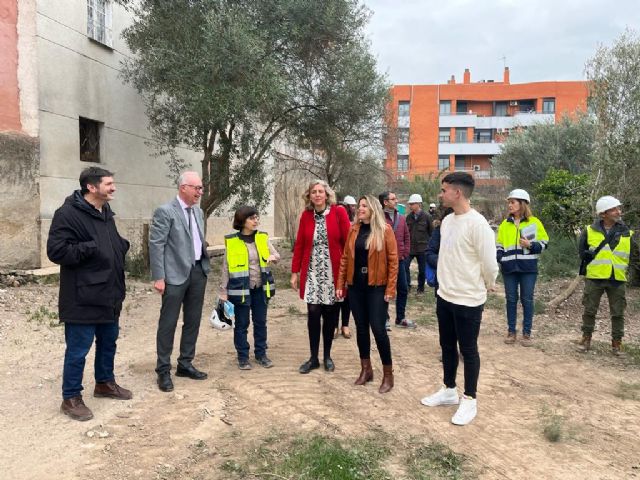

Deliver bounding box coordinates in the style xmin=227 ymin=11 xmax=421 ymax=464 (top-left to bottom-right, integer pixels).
xmin=304 ymin=207 xmax=336 ymax=305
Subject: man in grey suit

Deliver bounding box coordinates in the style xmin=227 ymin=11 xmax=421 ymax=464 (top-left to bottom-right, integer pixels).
xmin=149 ymin=171 xmax=211 ymax=392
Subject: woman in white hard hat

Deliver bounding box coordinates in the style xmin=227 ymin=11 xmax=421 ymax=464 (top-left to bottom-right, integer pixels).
xmin=496 ymin=189 xmax=549 ymax=347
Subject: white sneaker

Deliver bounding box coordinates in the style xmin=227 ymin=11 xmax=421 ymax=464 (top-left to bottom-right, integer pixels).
xmin=420 ymin=386 xmax=459 ymax=407
xmin=451 ymin=395 xmax=477 ymax=425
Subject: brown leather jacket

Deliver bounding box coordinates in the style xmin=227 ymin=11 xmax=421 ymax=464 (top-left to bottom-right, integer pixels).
xmin=337 ymin=223 xmax=399 ymax=298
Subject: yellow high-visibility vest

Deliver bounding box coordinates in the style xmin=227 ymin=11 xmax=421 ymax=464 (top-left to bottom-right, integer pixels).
xmin=225 ymin=232 xmax=275 ymax=303
xmin=585 ymin=226 xmax=632 ymax=282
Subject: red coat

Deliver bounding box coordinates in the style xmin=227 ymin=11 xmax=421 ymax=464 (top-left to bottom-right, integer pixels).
xmin=291 ymin=206 xmax=351 ymax=300
xmin=384 ymin=210 xmax=410 ymax=260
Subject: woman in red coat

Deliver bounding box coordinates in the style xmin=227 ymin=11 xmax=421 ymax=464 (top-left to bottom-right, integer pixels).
xmin=291 ymin=180 xmax=351 ymax=374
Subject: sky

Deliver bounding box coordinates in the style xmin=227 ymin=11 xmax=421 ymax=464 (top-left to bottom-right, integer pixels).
xmin=363 ymin=0 xmax=640 ymax=85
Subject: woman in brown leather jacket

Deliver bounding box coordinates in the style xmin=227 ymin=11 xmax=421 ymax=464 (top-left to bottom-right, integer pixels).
xmin=337 ymin=195 xmax=399 ymax=393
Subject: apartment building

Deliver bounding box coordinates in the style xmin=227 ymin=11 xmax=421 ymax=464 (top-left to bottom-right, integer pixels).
xmin=387 ymin=67 xmax=588 ymax=181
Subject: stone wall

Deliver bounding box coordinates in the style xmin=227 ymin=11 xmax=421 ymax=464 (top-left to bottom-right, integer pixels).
xmin=0 ymin=132 xmax=40 ymax=268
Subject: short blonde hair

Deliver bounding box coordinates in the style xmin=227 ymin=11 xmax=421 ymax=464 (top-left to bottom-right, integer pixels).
xmin=303 ymin=180 xmax=336 ymax=210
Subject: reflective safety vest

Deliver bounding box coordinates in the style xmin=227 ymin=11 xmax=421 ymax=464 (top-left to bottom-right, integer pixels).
xmin=585 ymin=226 xmax=633 ymax=282
xmin=496 ymin=216 xmax=549 ymax=274
xmin=225 ymin=232 xmax=275 ymax=304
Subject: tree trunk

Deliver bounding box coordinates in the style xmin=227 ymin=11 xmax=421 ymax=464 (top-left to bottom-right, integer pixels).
xmin=548 ymin=274 xmax=583 ymax=310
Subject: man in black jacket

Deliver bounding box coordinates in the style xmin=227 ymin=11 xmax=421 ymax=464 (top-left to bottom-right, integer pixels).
xmin=47 ymin=167 xmax=132 ymax=421
xmin=405 ymin=194 xmax=433 ymax=293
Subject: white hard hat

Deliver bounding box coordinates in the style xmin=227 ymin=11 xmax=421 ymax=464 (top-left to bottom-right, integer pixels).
xmin=507 ymin=189 xmax=530 ymax=203
xmin=429 ymin=203 xmax=436 ymax=208
xmin=596 ymin=195 xmax=621 ymax=214
xmin=408 ymin=193 xmax=423 ymax=204
xmin=343 ymin=195 xmax=357 ymax=205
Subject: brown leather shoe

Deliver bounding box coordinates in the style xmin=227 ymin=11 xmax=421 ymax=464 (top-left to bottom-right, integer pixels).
xmin=504 ymin=332 xmax=516 ymax=344
xmin=61 ymin=395 xmax=94 ymax=421
xmin=577 ymin=334 xmax=592 ymax=352
xmin=379 ymin=364 xmax=394 ymax=394
xmin=94 ymin=381 xmax=133 ymax=400
xmin=354 ymin=358 xmax=373 ymax=385
xmin=520 ymin=334 xmax=533 ymax=347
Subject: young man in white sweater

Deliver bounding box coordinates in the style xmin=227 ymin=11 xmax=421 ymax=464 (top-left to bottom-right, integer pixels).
xmin=421 ymin=172 xmax=499 ymax=425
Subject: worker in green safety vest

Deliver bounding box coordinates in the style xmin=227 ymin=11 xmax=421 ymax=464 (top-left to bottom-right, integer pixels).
xmin=577 ymin=196 xmax=635 ymax=355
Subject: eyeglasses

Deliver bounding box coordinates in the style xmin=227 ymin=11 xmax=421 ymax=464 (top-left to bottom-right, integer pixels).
xmin=184 ymin=184 xmax=204 ymax=192
xmin=248 ymin=214 xmax=260 ymax=221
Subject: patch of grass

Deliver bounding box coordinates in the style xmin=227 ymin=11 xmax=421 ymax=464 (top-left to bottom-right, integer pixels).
xmin=540 ymin=405 xmax=565 ymax=443
xmin=38 ymin=273 xmax=60 ymax=285
xmin=589 ymin=340 xmax=640 ymax=366
xmin=222 ymin=433 xmax=392 ymax=480
xmin=614 ymin=381 xmax=640 ymax=401
xmin=27 ymin=306 xmax=58 ymax=324
xmin=534 ymin=298 xmax=547 ymax=314
xmin=287 ymin=305 xmax=302 ymax=316
xmin=406 ymin=442 xmax=468 ymax=480
xmin=484 ymin=293 xmax=505 ymax=311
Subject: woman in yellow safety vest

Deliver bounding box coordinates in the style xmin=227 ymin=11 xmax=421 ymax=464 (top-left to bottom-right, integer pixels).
xmin=496 ymin=189 xmax=549 ymax=347
xmin=220 ymin=206 xmax=280 ymax=370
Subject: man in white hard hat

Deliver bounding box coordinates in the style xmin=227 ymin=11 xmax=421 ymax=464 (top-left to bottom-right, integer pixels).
xmin=577 ymin=196 xmax=634 ymax=355
xmin=429 ymin=203 xmax=437 ymax=217
xmin=406 ymin=193 xmax=433 ymax=294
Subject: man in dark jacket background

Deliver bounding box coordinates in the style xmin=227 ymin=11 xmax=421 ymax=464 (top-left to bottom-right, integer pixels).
xmin=405 ymin=193 xmax=433 ymax=294
xmin=379 ymin=191 xmax=415 ymax=329
xmin=47 ymin=167 xmax=132 ymax=421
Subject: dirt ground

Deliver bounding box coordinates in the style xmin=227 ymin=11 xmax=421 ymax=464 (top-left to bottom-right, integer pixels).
xmin=1 ymin=263 xmax=640 ymax=479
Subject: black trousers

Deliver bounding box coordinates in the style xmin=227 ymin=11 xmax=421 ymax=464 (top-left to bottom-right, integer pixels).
xmin=307 ymin=303 xmax=339 ymax=360
xmin=155 ymin=263 xmax=207 ymax=374
xmin=436 ymin=295 xmax=483 ymax=398
xmin=349 ymin=286 xmax=392 ymax=365
xmin=340 ymin=294 xmax=351 ymax=328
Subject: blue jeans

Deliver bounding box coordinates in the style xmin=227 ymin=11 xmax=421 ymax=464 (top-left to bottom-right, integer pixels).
xmin=233 ymin=288 xmax=268 ymax=360
xmin=62 ymin=321 xmax=120 ymax=399
xmin=385 ymin=258 xmax=409 ymax=322
xmin=503 ymin=272 xmax=538 ymax=336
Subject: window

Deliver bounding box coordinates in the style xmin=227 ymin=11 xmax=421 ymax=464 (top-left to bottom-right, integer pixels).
xmin=79 ymin=117 xmax=103 ymax=163
xmin=494 ymin=102 xmax=508 ymax=116
xmin=397 ymin=128 xmax=409 ymax=143
xmin=87 ymin=0 xmax=113 ymax=47
xmin=474 ymin=129 xmax=492 ymax=143
xmin=455 ymin=128 xmax=467 ymax=143
xmin=439 ymin=101 xmax=451 ymax=115
xmin=438 ymin=155 xmax=450 ymax=171
xmin=456 ymin=101 xmax=468 ymax=114
xmin=455 ymin=155 xmax=466 ymax=171
xmin=398 ymin=101 xmax=410 ymax=117
xmin=438 ymin=128 xmax=450 ymax=143
xmin=543 ymin=98 xmax=555 ymax=114
xmin=397 ymin=155 xmax=409 ymax=172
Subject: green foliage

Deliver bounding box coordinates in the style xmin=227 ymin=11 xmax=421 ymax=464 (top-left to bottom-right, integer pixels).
xmin=535 ymin=169 xmax=592 ymax=245
xmin=586 ymin=28 xmax=640 ymax=224
xmin=538 ymin=231 xmax=580 ymax=279
xmin=27 ymin=306 xmax=58 ymax=324
xmin=614 ymin=381 xmax=640 ymax=401
xmin=118 ymin=0 xmax=388 ymax=219
xmin=406 ymin=442 xmax=468 ymax=480
xmin=393 ymin=172 xmax=444 ymax=206
xmin=125 ymin=252 xmax=150 ymax=280
xmin=493 ymin=113 xmax=596 ymax=193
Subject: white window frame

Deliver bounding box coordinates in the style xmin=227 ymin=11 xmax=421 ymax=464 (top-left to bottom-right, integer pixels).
xmin=87 ymin=0 xmax=113 ymax=48
xmin=397 ymin=155 xmax=409 ymax=172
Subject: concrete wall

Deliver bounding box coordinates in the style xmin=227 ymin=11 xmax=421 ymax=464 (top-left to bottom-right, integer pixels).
xmin=0 ymin=133 xmax=40 ymax=268
xmin=33 ymin=0 xmax=275 ymax=266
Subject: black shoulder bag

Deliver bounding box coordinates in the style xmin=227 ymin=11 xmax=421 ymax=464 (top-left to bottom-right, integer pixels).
xmin=579 ymin=229 xmax=614 ymax=276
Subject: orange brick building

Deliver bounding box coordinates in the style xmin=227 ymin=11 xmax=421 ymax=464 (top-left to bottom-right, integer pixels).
xmin=386 ymin=67 xmax=588 ymax=180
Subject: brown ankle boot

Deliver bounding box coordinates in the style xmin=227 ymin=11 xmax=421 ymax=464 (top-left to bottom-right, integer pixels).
xmin=577 ymin=334 xmax=592 ymax=352
xmin=94 ymin=381 xmax=133 ymax=400
xmin=61 ymin=395 xmax=94 ymax=421
xmin=612 ymin=339 xmax=624 ymax=356
xmin=354 ymin=358 xmax=373 ymax=385
xmin=379 ymin=364 xmax=394 ymax=394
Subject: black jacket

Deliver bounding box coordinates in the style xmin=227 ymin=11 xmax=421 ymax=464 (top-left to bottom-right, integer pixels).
xmin=47 ymin=191 xmax=129 ymax=323
xmin=406 ymin=210 xmax=433 ymax=254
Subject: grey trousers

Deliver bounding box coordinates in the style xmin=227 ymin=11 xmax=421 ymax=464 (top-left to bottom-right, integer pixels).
xmin=155 ymin=263 xmax=207 ymax=374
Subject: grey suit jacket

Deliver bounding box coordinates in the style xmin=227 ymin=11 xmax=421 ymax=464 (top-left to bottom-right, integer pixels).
xmin=149 ymin=197 xmax=211 ymax=285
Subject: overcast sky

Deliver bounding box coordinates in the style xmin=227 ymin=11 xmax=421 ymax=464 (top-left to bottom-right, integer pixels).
xmin=363 ymin=0 xmax=639 ymax=85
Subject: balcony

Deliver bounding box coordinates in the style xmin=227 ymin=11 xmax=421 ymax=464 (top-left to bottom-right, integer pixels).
xmin=440 ymin=112 xmax=555 ymax=129
xmin=438 ymin=141 xmax=502 ymax=156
